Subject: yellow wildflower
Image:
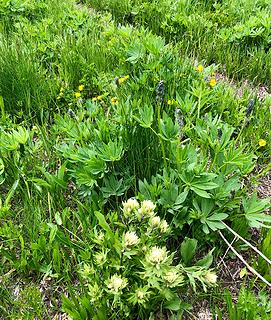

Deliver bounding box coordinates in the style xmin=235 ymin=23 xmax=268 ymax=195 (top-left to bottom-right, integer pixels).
xmin=75 ymin=92 xmax=81 ymax=98
xmin=118 ymin=75 xmax=129 ymax=85
xmin=111 ymin=97 xmax=119 ymax=105
xmin=78 ymin=84 xmax=84 ymax=91
xmin=259 ymin=139 xmax=267 ymax=147
xmin=197 ymin=65 xmax=204 ymax=72
xmin=167 ymin=99 xmax=175 ymax=105
xmin=118 ymin=78 xmax=125 ymax=85
xmin=97 ymin=95 xmax=103 ymax=101
xmin=209 ymin=78 xmax=217 ymax=87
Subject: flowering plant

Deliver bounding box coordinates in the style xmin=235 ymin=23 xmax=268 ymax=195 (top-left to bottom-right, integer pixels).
xmin=63 ymin=199 xmax=216 ymax=318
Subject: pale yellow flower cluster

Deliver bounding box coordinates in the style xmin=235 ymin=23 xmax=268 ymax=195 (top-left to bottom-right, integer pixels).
xmin=124 ymin=231 xmax=140 ymax=247
xmin=147 ymin=246 xmax=167 ymax=265
xmin=149 ymin=216 xmax=169 ymax=233
xmin=107 ymin=274 xmax=128 ymax=293
xmin=122 ymin=198 xmax=140 ymax=216
xmin=204 ymin=271 xmax=217 ymax=284
xmin=138 ymin=200 xmax=156 ymax=217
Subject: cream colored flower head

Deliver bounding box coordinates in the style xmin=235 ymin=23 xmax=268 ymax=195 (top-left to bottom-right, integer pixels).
xmin=164 ymin=270 xmax=179 ymax=284
xmin=138 ymin=200 xmax=156 ymax=217
xmin=205 ymin=271 xmax=217 ymax=284
xmin=149 ymin=216 xmax=161 ymax=228
xmin=124 ymin=231 xmax=140 ymax=247
xmin=107 ymin=274 xmax=127 ymax=293
xmin=122 ymin=198 xmax=140 ymax=216
xmin=147 ymin=246 xmax=167 ymax=265
xmin=136 ymin=290 xmax=145 ymax=300
xmin=159 ymin=219 xmax=169 ymax=233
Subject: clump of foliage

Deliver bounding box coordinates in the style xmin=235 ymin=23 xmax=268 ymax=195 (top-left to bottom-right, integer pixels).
xmin=63 ymin=199 xmax=216 ymax=318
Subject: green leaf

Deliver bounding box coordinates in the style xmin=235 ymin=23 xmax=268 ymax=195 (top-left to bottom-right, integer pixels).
xmin=126 ymin=41 xmax=145 ymax=64
xmin=133 ymin=105 xmax=153 ymax=128
xmin=86 ymin=157 xmax=105 ymax=175
xmin=243 ymin=194 xmax=271 ymax=228
xmin=208 ymin=212 xmax=228 ymax=221
xmin=191 ymin=187 xmax=211 ymax=198
xmin=180 ymin=238 xmax=198 ymax=265
xmin=97 ymin=140 xmax=124 ymax=162
xmin=94 ymin=211 xmax=113 ymax=238
xmin=160 ymin=112 xmax=178 ymax=140
xmin=192 ymin=181 xmax=219 ymax=190
xmin=48 ymin=223 xmax=58 ymax=245
xmin=55 ymin=212 xmax=62 ymax=226
xmin=196 ymin=248 xmax=214 ymax=268
xmin=164 ymin=297 xmax=182 ymax=311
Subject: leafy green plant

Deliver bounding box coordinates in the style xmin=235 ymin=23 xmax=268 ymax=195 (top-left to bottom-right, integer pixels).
xmin=217 ymin=287 xmax=271 ymax=320
xmin=63 ymin=199 xmax=216 ymax=319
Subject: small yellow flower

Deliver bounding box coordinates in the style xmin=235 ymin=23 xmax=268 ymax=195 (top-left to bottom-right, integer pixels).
xmin=75 ymin=92 xmax=81 ymax=98
xmin=197 ymin=65 xmax=204 ymax=72
xmin=164 ymin=271 xmax=179 ymax=284
xmin=259 ymin=139 xmax=267 ymax=147
xmin=209 ymin=78 xmax=217 ymax=87
xmin=97 ymin=95 xmax=103 ymax=101
xmin=118 ymin=75 xmax=129 ymax=85
xmin=111 ymin=97 xmax=119 ymax=105
xmin=118 ymin=77 xmax=125 ymax=85
xmin=78 ymin=84 xmax=84 ymax=91
xmin=167 ymin=99 xmax=175 ymax=105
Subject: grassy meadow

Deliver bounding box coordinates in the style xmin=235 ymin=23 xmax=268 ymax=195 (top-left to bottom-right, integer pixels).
xmin=0 ymin=0 xmax=271 ymax=319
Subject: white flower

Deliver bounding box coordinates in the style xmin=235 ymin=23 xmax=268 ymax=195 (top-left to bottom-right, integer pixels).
xmin=205 ymin=271 xmax=217 ymax=284
xmin=123 ymin=198 xmax=139 ymax=216
xmin=149 ymin=216 xmax=161 ymax=228
xmin=124 ymin=231 xmax=140 ymax=247
xmin=147 ymin=246 xmax=167 ymax=265
xmin=107 ymin=274 xmax=127 ymax=293
xmin=159 ymin=219 xmax=169 ymax=233
xmin=138 ymin=200 xmax=156 ymax=217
